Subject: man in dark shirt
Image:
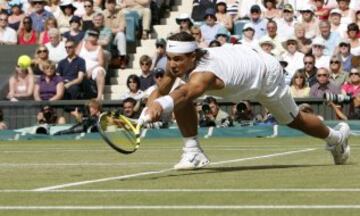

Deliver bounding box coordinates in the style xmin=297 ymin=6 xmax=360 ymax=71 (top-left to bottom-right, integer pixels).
xmin=139 ymin=54 xmax=155 ymax=91
xmin=57 ymin=40 xmax=86 ymax=99
xmin=296 ymin=53 xmax=318 ymax=87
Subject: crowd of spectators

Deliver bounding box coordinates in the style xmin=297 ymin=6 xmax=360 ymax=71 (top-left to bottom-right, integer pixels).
xmin=2 ymin=0 xmax=360 ymax=130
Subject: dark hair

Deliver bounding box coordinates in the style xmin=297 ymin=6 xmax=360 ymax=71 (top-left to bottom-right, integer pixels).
xmin=66 ymin=39 xmax=76 ymax=46
xmin=84 ymin=0 xmax=93 ymax=5
xmin=204 ymin=96 xmax=218 ymax=105
xmin=23 ymin=16 xmax=32 ymax=24
xmin=123 ymin=97 xmax=137 ymax=106
xmin=209 ymin=40 xmax=221 ymax=47
xmin=167 ymin=32 xmax=208 ymax=65
xmin=304 ymin=53 xmax=315 ymax=61
xmin=139 ymin=55 xmax=152 ymax=65
xmin=126 ymin=74 xmax=140 ymax=88
xmin=347 ymin=23 xmax=360 ymax=33
xmin=267 ymin=20 xmax=277 ymax=28
xmin=0 ymin=109 xmax=3 ymax=122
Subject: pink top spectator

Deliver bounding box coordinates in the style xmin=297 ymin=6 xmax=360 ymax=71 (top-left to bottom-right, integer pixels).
xmin=341 ymin=83 xmax=360 ymax=96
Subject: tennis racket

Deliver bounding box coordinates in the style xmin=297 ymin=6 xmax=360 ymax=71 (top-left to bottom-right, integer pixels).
xmin=97 ymin=111 xmax=147 ymax=154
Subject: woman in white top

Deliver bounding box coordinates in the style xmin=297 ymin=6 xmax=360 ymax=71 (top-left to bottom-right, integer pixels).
xmin=347 ymin=23 xmax=360 ymax=57
xmin=7 ymin=64 xmax=35 ymax=101
xmin=120 ymin=74 xmax=144 ymax=101
xmin=337 ymin=0 xmax=355 ymax=26
xmin=215 ymin=0 xmax=233 ymax=31
xmin=77 ymin=29 xmax=106 ymax=100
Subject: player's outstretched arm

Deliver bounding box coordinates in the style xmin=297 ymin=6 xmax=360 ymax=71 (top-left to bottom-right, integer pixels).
xmin=145 ymin=72 xmax=217 ymax=122
xmin=146 ymin=69 xmax=177 ymax=105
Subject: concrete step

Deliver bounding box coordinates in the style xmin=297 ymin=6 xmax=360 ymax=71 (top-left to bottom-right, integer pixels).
xmin=104 ymin=84 xmax=128 ymax=94
xmin=153 ymin=25 xmax=178 ymax=38
xmin=104 ymin=93 xmax=124 ymax=100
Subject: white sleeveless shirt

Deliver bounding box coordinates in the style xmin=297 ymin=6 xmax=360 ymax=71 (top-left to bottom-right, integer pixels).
xmin=191 ymin=44 xmax=281 ymax=100
xmin=79 ymin=42 xmax=101 ymax=71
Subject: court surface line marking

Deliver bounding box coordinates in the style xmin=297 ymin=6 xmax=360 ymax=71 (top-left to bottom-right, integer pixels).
xmin=3 ymin=188 xmax=360 ymax=193
xmin=32 ymin=148 xmax=315 ymax=192
xmin=1 ymin=205 xmax=360 ymax=210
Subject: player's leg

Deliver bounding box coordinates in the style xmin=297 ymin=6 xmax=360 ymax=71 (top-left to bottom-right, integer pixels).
xmin=258 ymin=87 xmax=350 ymax=165
xmin=172 ymin=100 xmax=209 ymax=170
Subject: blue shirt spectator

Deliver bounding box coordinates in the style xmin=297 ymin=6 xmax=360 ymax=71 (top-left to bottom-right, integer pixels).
xmin=29 ymin=0 xmax=53 ymax=33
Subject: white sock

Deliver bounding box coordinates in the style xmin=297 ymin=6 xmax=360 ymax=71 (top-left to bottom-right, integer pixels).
xmin=324 ymin=127 xmax=342 ymax=146
xmin=183 ymin=136 xmax=201 ymax=152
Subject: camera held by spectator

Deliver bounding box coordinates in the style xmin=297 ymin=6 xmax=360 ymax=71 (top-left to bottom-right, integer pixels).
xmin=199 ymin=96 xmax=230 ymax=127
xmin=231 ymin=101 xmax=254 ymax=125
xmin=324 ymin=92 xmax=352 ymax=104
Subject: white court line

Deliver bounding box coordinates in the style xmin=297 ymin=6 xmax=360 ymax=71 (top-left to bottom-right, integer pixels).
xmin=0 ymin=162 xmax=170 ymax=167
xmin=33 ymin=148 xmax=315 ymax=192
xmin=1 ymin=205 xmax=360 ymax=210
xmin=2 ymin=188 xmax=360 ymax=193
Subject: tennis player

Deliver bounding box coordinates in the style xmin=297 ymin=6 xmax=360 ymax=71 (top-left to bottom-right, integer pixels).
xmin=140 ymin=32 xmax=350 ymax=170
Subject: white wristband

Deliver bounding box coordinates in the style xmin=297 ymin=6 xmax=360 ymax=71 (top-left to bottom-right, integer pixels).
xmin=154 ymin=95 xmax=174 ymax=115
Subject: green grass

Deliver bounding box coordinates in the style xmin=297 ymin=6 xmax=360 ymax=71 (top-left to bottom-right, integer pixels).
xmin=0 ymin=136 xmax=359 ymax=216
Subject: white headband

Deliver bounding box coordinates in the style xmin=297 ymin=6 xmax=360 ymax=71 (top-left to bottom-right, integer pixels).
xmin=166 ymin=40 xmax=198 ymax=54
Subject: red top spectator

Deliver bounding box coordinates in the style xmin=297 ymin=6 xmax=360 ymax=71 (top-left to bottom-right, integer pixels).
xmin=18 ymin=17 xmax=37 ymax=45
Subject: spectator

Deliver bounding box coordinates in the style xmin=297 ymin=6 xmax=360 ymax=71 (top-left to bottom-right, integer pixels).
xmin=318 ymin=20 xmax=341 ymax=56
xmin=337 ymin=0 xmax=354 ymax=27
xmin=299 ymin=4 xmax=319 ymax=39
xmin=31 ymin=45 xmax=49 ymax=76
xmin=103 ymin=0 xmax=127 ymax=69
xmin=230 ymin=100 xmax=254 ymax=124
xmin=328 ymin=92 xmax=360 ymax=120
xmin=289 ymin=71 xmax=310 ymax=98
xmin=329 ymin=8 xmax=347 ymax=38
xmin=347 ymin=23 xmax=360 ymax=57
xmin=337 ymin=39 xmax=353 ymax=72
xmin=77 ymin=29 xmax=106 ymax=100
xmin=296 ymin=53 xmax=318 ymax=87
xmin=37 ymin=105 xmax=66 ymax=124
xmin=29 ymin=0 xmax=53 ymax=33
xmin=240 ymin=23 xmax=259 ymax=49
xmin=34 ymin=61 xmax=64 ymax=101
xmin=260 ymin=20 xmax=284 ymax=56
xmin=89 ymin=12 xmax=112 ymax=64
xmin=138 ymin=54 xmax=155 ymax=91
xmin=312 ymin=37 xmax=331 ymax=69
xmin=82 ymin=0 xmax=96 ymax=31
xmin=281 ymin=36 xmax=304 ymax=76
xmin=38 ymin=17 xmax=58 ymax=45
xmin=8 ymin=0 xmax=24 ymax=31
xmin=18 ymin=16 xmax=38 ymax=45
xmin=190 ymin=25 xmax=207 ymax=48
xmin=329 ymin=55 xmax=348 ymax=88
xmin=341 ymin=68 xmax=360 ymax=96
xmin=275 ymin=3 xmax=297 ymax=39
xmin=310 ymin=67 xmax=340 ymax=97
xmin=120 ymin=74 xmax=144 ymax=100
xmin=199 ymin=96 xmax=230 ymax=127
xmin=0 ymin=109 xmax=7 ymax=130
xmin=63 ymin=16 xmax=85 ymax=43
xmin=314 ymin=0 xmax=330 ymax=21
xmin=294 ymin=23 xmax=312 ymax=54
xmin=46 ymin=0 xmax=62 ymax=19
xmin=262 ymin=0 xmax=280 ymax=20
xmin=7 ymin=63 xmax=34 ymax=101
xmin=58 ymin=0 xmax=76 ymax=34
xmin=122 ymin=0 xmax=151 ymax=39
xmin=122 ymin=97 xmax=140 ymax=119
xmin=209 ymin=39 xmax=221 ymax=47
xmin=191 ymin=0 xmax=216 ymax=22
xmin=0 ymin=12 xmax=17 ymax=45
xmin=151 ymin=38 xmax=167 ymax=71
xmin=249 ymin=4 xmax=267 ymax=39
xmin=200 ymin=8 xmax=222 ymax=45
xmin=237 ymin=0 xmax=265 ymax=19
xmin=144 ymin=67 xmax=165 ymax=97
xmin=175 ymin=13 xmax=193 ymax=34
xmin=57 ymin=40 xmax=86 ymax=99
xmin=226 ymin=0 xmax=239 ymax=21
xmin=215 ymin=0 xmax=233 ymax=31
xmin=0 ymin=0 xmax=11 ymax=14
xmin=215 ymin=27 xmax=231 ymax=46
xmin=258 ymin=37 xmax=275 ymax=55
xmin=45 ymin=28 xmax=67 ymax=63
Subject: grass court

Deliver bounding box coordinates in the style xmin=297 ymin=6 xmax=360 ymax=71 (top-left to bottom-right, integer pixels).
xmin=0 ymin=136 xmax=359 ymax=216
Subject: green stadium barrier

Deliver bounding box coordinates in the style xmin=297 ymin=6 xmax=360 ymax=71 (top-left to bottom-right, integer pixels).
xmin=2 ymin=121 xmax=360 ymax=141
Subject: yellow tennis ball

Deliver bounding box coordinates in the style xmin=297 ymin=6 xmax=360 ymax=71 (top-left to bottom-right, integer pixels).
xmin=17 ymin=55 xmax=32 ymax=69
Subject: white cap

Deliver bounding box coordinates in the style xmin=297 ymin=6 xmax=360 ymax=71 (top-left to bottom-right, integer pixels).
xmin=312 ymin=37 xmax=325 ymax=47
xmin=259 ymin=37 xmax=276 ymax=49
xmin=175 ymin=13 xmax=193 ymax=25
xmin=243 ymin=23 xmax=255 ymax=31
xmin=330 ymin=8 xmax=342 ymax=16
xmin=216 ymin=0 xmax=227 ymax=5
xmin=300 ymin=4 xmax=315 ymax=12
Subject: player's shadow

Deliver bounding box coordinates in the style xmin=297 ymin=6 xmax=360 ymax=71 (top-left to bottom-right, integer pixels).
xmin=140 ymin=164 xmax=329 ymax=181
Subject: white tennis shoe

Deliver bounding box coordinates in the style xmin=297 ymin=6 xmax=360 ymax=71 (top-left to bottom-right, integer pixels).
xmin=174 ymin=150 xmax=210 ymax=170
xmin=326 ymin=122 xmax=350 ymax=165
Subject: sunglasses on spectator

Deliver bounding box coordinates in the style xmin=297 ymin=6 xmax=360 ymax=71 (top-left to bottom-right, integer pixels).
xmin=0 ymin=18 xmax=7 ymax=21
xmin=156 ymin=44 xmax=164 ymax=48
xmin=304 ymin=61 xmax=314 ymax=65
xmin=155 ymin=74 xmax=164 ymax=78
xmin=330 ymin=61 xmax=340 ymax=64
xmin=295 ymin=76 xmax=304 ymax=79
xmin=140 ymin=62 xmax=150 ymax=66
xmin=65 ymin=46 xmax=74 ymax=49
xmin=339 ymin=43 xmax=349 ymax=47
xmin=84 ymin=4 xmax=92 ymax=7
xmin=317 ymin=74 xmax=328 ymax=77
xmin=350 ymin=73 xmax=360 ymax=76
xmin=191 ymin=32 xmax=200 ymax=35
xmin=313 ymin=45 xmax=323 ymax=48
xmin=37 ymin=49 xmax=48 ymax=54
xmin=127 ymin=80 xmax=137 ymax=84
xmin=32 ymin=2 xmax=43 ymax=5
